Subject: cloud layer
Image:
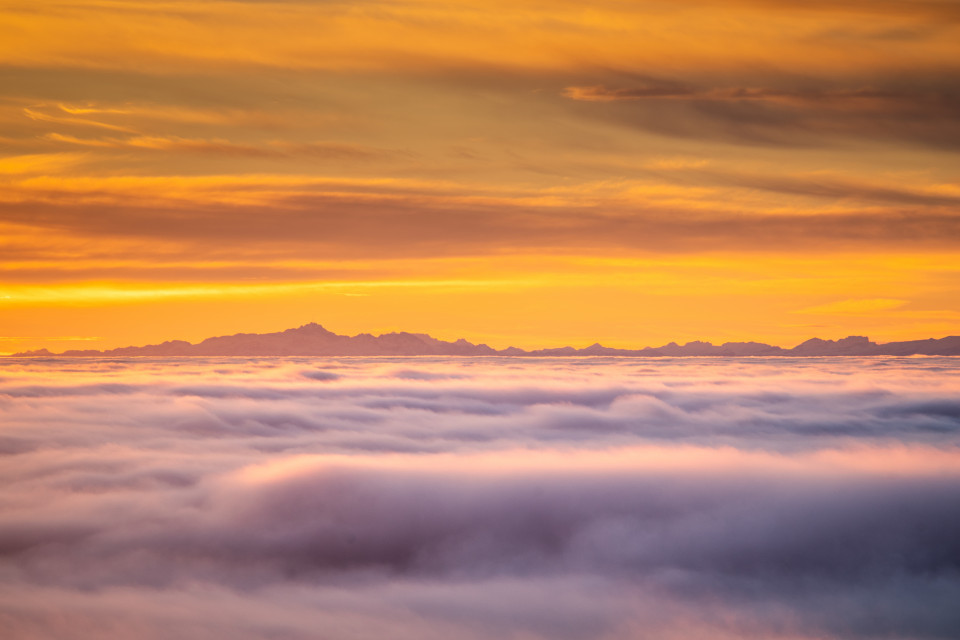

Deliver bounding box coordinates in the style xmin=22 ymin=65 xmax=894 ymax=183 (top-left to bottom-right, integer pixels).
xmin=1 ymin=356 xmax=959 ymax=638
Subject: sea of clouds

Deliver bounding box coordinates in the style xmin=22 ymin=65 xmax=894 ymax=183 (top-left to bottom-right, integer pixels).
xmin=1 ymin=356 xmax=958 ymax=639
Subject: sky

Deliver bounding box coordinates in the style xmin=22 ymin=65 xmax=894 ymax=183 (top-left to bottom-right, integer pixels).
xmin=2 ymin=0 xmax=960 ymax=352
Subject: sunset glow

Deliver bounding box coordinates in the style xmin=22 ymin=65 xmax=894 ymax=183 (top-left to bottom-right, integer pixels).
xmin=3 ymin=4 xmax=960 ymax=638
xmin=3 ymin=0 xmax=959 ymax=351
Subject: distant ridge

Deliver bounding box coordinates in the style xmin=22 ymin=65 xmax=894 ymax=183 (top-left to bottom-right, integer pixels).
xmin=10 ymin=323 xmax=960 ymax=357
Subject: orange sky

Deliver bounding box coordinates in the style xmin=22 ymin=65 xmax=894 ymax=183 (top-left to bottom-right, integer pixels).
xmin=2 ymin=0 xmax=959 ymax=352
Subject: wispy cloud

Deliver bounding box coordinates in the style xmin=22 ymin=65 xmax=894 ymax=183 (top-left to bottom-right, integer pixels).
xmin=3 ymin=174 xmax=960 ymax=257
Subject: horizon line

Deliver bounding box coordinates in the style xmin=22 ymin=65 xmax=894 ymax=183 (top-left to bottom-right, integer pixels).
xmin=8 ymin=322 xmax=960 ymax=357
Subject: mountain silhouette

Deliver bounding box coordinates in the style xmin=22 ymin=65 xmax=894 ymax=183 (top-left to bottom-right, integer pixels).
xmin=11 ymin=324 xmax=960 ymax=357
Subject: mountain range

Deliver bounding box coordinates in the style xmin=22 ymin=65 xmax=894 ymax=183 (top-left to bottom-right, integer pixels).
xmin=11 ymin=323 xmax=960 ymax=357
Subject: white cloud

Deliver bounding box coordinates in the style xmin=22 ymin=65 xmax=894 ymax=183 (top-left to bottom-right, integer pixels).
xmin=1 ymin=356 xmax=959 ymax=639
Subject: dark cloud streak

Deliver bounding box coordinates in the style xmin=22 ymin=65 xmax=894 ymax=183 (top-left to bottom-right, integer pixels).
xmin=4 ymin=185 xmax=960 ymax=260
xmin=564 ymin=74 xmax=960 ymax=150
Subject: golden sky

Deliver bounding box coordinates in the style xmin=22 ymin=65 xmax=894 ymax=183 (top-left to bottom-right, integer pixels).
xmin=2 ymin=0 xmax=960 ymax=352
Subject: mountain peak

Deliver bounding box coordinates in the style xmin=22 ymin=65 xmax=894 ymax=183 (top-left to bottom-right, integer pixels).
xmin=290 ymin=322 xmax=334 ymax=334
